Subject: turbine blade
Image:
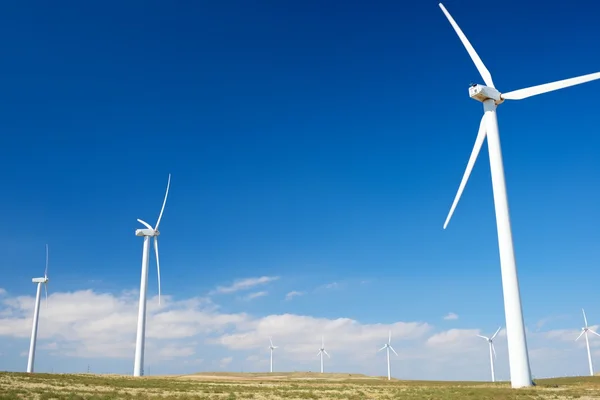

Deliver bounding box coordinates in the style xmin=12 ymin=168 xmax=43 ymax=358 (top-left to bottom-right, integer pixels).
xmin=44 ymin=282 xmax=48 ymax=309
xmin=583 ymin=309 xmax=589 ymax=327
xmin=576 ymin=330 xmax=585 ymax=341
xmin=269 ymin=337 xmax=274 ymax=347
xmin=502 ymin=72 xmax=600 ymax=100
xmin=322 ymin=335 xmax=324 ymax=348
xmin=491 ymin=343 xmax=497 ymax=359
xmin=155 ymin=174 xmax=171 ymax=230
xmin=154 ymin=237 xmax=161 ymax=306
xmin=323 ymin=350 xmax=330 ymax=358
xmin=389 ymin=330 xmax=392 ymax=344
xmin=477 ymin=335 xmax=489 ymax=340
xmin=491 ymin=326 xmax=502 ymax=340
xmin=438 ymin=3 xmax=495 ymax=88
xmin=589 ymin=329 xmax=600 ymax=338
xmin=443 ymin=115 xmax=487 ymax=229
xmin=390 ymin=346 xmax=399 ymax=356
xmin=378 ymin=345 xmax=386 ymax=352
xmin=137 ymin=219 xmax=153 ymax=230
xmin=317 ymin=350 xmax=322 ymax=357
xmin=44 ymin=244 xmax=49 ymax=278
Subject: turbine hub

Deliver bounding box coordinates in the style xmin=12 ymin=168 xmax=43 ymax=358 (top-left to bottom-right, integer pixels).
xmin=468 ymin=84 xmax=504 ymax=105
xmin=135 ymin=228 xmax=159 ymax=237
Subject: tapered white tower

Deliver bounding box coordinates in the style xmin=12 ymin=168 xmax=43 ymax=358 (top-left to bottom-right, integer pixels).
xmin=316 ymin=336 xmax=330 ymax=373
xmin=133 ymin=174 xmax=171 ymax=377
xmin=27 ymin=244 xmax=50 ymax=374
xmin=377 ymin=330 xmax=398 ymax=380
xmin=438 ymin=2 xmax=600 ymax=388
xmin=477 ymin=327 xmax=501 ymax=382
xmin=576 ymin=309 xmax=599 ymax=376
xmin=268 ymin=337 xmax=278 ymax=373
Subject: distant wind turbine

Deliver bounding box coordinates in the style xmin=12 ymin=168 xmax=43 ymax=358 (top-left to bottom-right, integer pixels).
xmin=377 ymin=330 xmax=398 ymax=380
xmin=317 ymin=336 xmax=330 ymax=373
xmin=576 ymin=308 xmax=600 ymax=376
xmin=27 ymin=244 xmax=50 ymax=374
xmin=477 ymin=327 xmax=501 ymax=382
xmin=268 ymin=337 xmax=278 ymax=373
xmin=133 ymin=174 xmax=171 ymax=377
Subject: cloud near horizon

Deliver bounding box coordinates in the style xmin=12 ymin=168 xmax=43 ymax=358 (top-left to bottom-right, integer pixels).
xmin=209 ymin=276 xmax=280 ymax=295
xmin=443 ymin=312 xmax=459 ymax=321
xmin=0 ymin=287 xmax=597 ymax=380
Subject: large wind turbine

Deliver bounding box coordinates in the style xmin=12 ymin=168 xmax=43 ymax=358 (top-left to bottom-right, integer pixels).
xmin=377 ymin=330 xmax=398 ymax=381
xmin=27 ymin=244 xmax=50 ymax=374
xmin=438 ymin=2 xmax=600 ymax=388
xmin=576 ymin=308 xmax=600 ymax=376
xmin=316 ymin=336 xmax=330 ymax=373
xmin=133 ymin=174 xmax=171 ymax=377
xmin=477 ymin=327 xmax=501 ymax=382
xmin=268 ymin=337 xmax=278 ymax=373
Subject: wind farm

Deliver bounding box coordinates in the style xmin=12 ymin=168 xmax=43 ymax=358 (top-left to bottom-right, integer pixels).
xmin=1 ymin=0 xmax=600 ymax=399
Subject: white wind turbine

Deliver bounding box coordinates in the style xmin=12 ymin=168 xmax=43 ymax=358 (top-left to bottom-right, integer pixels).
xmin=133 ymin=174 xmax=171 ymax=377
xmin=576 ymin=308 xmax=600 ymax=376
xmin=438 ymin=2 xmax=600 ymax=388
xmin=377 ymin=330 xmax=398 ymax=381
xmin=268 ymin=337 xmax=278 ymax=373
xmin=316 ymin=336 xmax=330 ymax=373
xmin=477 ymin=327 xmax=501 ymax=382
xmin=27 ymin=244 xmax=50 ymax=374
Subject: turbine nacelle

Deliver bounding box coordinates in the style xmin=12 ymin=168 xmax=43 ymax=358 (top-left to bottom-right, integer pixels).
xmin=135 ymin=228 xmax=159 ymax=237
xmin=32 ymin=277 xmax=48 ymax=284
xmin=469 ymin=84 xmax=504 ymax=105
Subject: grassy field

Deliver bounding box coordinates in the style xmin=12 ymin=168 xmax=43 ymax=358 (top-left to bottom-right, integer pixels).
xmin=1 ymin=371 xmax=600 ymax=399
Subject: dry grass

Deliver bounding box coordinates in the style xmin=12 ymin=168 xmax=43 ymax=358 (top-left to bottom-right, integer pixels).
xmin=1 ymin=371 xmax=600 ymax=399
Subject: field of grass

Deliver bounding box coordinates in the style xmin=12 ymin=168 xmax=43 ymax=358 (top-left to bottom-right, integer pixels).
xmin=1 ymin=371 xmax=600 ymax=399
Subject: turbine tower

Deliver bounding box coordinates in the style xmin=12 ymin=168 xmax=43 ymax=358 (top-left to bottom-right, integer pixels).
xmin=477 ymin=327 xmax=501 ymax=382
xmin=268 ymin=337 xmax=278 ymax=373
xmin=133 ymin=174 xmax=171 ymax=377
xmin=438 ymin=2 xmax=600 ymax=388
xmin=576 ymin=308 xmax=600 ymax=376
xmin=377 ymin=330 xmax=398 ymax=380
xmin=27 ymin=244 xmax=50 ymax=374
xmin=316 ymin=336 xmax=330 ymax=373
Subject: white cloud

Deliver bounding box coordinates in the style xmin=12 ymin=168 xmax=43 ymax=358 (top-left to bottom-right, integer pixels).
xmin=243 ymin=291 xmax=268 ymax=301
xmin=209 ymin=276 xmax=279 ymax=295
xmin=0 ymin=288 xmax=6 ymax=296
xmin=443 ymin=312 xmax=459 ymax=321
xmin=319 ymin=282 xmax=338 ymax=290
xmin=0 ymin=288 xmax=595 ymax=380
xmin=285 ymin=291 xmax=304 ymax=301
xmin=219 ymin=356 xmax=233 ymax=368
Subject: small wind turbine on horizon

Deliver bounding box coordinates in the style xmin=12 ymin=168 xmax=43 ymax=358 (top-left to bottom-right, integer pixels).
xmin=576 ymin=308 xmax=600 ymax=376
xmin=477 ymin=327 xmax=501 ymax=382
xmin=27 ymin=244 xmax=50 ymax=374
xmin=377 ymin=330 xmax=398 ymax=381
xmin=268 ymin=337 xmax=278 ymax=373
xmin=438 ymin=2 xmax=600 ymax=388
xmin=133 ymin=174 xmax=171 ymax=377
xmin=317 ymin=336 xmax=330 ymax=373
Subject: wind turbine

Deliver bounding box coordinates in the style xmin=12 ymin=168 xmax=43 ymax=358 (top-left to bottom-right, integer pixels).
xmin=268 ymin=337 xmax=278 ymax=373
xmin=438 ymin=2 xmax=600 ymax=388
xmin=377 ymin=330 xmax=398 ymax=381
xmin=133 ymin=174 xmax=171 ymax=377
xmin=477 ymin=327 xmax=501 ymax=382
xmin=316 ymin=336 xmax=330 ymax=373
xmin=27 ymin=244 xmax=50 ymax=374
xmin=576 ymin=308 xmax=600 ymax=376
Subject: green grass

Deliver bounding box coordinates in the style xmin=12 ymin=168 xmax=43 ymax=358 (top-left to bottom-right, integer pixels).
xmin=1 ymin=371 xmax=599 ymax=399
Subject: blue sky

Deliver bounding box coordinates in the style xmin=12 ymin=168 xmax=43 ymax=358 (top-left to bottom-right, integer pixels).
xmin=1 ymin=0 xmax=600 ymax=380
